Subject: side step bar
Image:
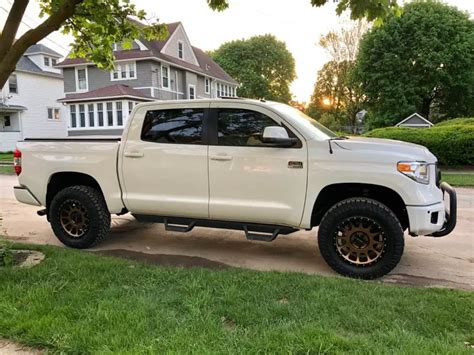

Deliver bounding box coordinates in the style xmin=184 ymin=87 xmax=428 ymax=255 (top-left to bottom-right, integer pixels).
xmin=134 ymin=215 xmax=297 ymax=242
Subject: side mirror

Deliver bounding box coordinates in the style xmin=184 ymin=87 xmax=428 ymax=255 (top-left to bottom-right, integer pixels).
xmin=262 ymin=126 xmax=297 ymax=147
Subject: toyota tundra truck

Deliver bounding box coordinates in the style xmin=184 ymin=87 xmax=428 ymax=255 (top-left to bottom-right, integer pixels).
xmin=13 ymin=99 xmax=457 ymax=279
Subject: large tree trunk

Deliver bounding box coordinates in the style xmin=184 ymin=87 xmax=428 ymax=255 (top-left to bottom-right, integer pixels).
xmin=0 ymin=0 xmax=84 ymax=88
xmin=420 ymin=97 xmax=432 ymax=119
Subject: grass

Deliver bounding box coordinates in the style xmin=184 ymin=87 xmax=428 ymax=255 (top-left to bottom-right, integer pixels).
xmin=0 ymin=244 xmax=472 ymax=353
xmin=442 ymin=172 xmax=474 ymax=187
xmin=0 ymin=165 xmax=14 ymax=175
xmin=0 ymin=152 xmax=13 ymax=161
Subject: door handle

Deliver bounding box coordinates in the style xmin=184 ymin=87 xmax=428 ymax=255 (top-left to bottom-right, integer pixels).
xmin=210 ymin=154 xmax=233 ymax=161
xmin=124 ymin=151 xmax=144 ymax=158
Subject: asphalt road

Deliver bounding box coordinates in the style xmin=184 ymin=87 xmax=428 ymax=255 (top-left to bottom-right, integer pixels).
xmin=1 ymin=174 xmax=472 ymax=290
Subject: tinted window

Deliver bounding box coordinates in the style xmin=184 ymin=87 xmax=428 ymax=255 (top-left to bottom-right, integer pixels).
xmin=217 ymin=109 xmax=281 ymax=146
xmin=142 ymin=108 xmax=204 ymax=144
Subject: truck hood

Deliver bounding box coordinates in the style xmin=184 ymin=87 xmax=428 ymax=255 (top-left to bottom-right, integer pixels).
xmin=334 ymin=137 xmax=437 ymax=163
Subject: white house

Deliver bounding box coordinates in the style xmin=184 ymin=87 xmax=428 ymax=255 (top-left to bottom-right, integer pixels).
xmin=395 ymin=113 xmax=434 ymax=128
xmin=0 ymin=44 xmax=68 ymax=152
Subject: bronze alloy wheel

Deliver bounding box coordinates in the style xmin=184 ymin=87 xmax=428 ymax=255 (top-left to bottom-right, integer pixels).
xmin=334 ymin=216 xmax=386 ymax=266
xmin=59 ymin=199 xmax=90 ymax=238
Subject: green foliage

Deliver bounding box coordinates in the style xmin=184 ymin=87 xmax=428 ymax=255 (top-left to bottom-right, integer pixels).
xmin=37 ymin=1 xmax=168 ymax=70
xmin=212 ymin=35 xmax=296 ymax=103
xmin=0 ymin=244 xmax=472 ymax=353
xmin=354 ymin=1 xmax=474 ymax=127
xmin=318 ymin=112 xmax=342 ymax=131
xmin=311 ymin=0 xmax=401 ymax=21
xmin=0 ymin=238 xmax=13 ymax=267
xmin=306 ymin=60 xmax=364 ymax=131
xmin=365 ymin=125 xmax=474 ymax=166
xmin=436 ymin=117 xmax=474 ymax=126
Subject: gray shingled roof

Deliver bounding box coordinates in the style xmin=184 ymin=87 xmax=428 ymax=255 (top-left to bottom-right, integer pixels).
xmin=15 ymin=55 xmax=62 ymax=79
xmin=57 ymin=22 xmax=238 ymax=84
xmin=25 ymin=44 xmax=62 ymax=57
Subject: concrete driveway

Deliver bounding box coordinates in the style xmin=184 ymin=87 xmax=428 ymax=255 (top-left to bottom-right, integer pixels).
xmin=1 ymin=174 xmax=472 ymax=290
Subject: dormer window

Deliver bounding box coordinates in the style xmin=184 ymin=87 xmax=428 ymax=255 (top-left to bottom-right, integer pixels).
xmin=76 ymin=67 xmax=88 ymax=91
xmin=52 ymin=58 xmax=57 ymax=66
xmin=178 ymin=41 xmax=184 ymax=59
xmin=44 ymin=57 xmax=50 ymax=66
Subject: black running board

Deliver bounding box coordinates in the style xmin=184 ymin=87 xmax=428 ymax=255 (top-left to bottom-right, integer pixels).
xmin=133 ymin=215 xmax=297 ymax=242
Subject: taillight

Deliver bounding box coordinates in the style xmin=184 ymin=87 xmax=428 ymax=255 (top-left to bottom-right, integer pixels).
xmin=13 ymin=149 xmax=22 ymax=175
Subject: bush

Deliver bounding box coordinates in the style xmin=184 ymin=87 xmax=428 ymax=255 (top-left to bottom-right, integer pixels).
xmin=435 ymin=117 xmax=474 ymax=126
xmin=364 ymin=125 xmax=474 ymax=166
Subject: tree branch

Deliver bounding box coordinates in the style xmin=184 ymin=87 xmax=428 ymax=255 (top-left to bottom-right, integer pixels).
xmin=0 ymin=0 xmax=30 ymax=59
xmin=0 ymin=0 xmax=84 ymax=88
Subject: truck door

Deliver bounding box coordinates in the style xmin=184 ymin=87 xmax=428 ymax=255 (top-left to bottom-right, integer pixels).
xmin=120 ymin=102 xmax=210 ymax=218
xmin=207 ymin=102 xmax=308 ymax=227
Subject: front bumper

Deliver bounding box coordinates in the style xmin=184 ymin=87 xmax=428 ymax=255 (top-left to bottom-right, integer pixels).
xmin=407 ymin=182 xmax=457 ymax=237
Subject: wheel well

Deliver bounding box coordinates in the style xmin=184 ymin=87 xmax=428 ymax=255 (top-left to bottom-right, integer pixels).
xmin=311 ymin=183 xmax=409 ymax=230
xmin=46 ymin=172 xmax=104 ymax=209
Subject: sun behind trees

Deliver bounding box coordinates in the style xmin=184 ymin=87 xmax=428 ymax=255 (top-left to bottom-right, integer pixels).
xmin=306 ymin=21 xmax=368 ymax=133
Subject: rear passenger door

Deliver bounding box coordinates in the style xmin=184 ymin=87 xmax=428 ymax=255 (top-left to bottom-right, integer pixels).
xmin=120 ymin=103 xmax=210 ymax=218
xmin=207 ymin=102 xmax=308 ymax=227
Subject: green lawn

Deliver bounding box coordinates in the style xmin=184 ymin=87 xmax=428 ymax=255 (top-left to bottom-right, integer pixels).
xmin=0 ymin=165 xmax=14 ymax=175
xmin=0 ymin=152 xmax=13 ymax=161
xmin=442 ymin=172 xmax=474 ymax=187
xmin=0 ymin=244 xmax=472 ymax=353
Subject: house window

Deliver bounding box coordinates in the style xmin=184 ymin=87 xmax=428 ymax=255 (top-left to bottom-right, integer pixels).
xmin=128 ymin=101 xmax=134 ymax=115
xmin=4 ymin=116 xmax=11 ymax=127
xmin=188 ymin=84 xmax=196 ymax=100
xmin=52 ymin=58 xmax=57 ymax=66
xmin=76 ymin=67 xmax=87 ymax=91
xmin=205 ymin=78 xmax=210 ymax=94
xmin=161 ymin=65 xmax=169 ymax=89
xmin=70 ymin=105 xmax=77 ymax=128
xmin=178 ymin=41 xmax=184 ymax=59
xmin=8 ymin=74 xmax=17 ymax=94
xmin=97 ymin=103 xmax=104 ymax=126
xmin=111 ymin=62 xmax=137 ymax=81
xmin=44 ymin=57 xmax=50 ymax=66
xmin=79 ymin=104 xmax=86 ymax=127
xmin=106 ymin=102 xmax=113 ymax=126
xmin=47 ymin=108 xmax=60 ymax=120
xmin=116 ymin=102 xmax=123 ymax=126
xmin=88 ymin=104 xmax=95 ymax=127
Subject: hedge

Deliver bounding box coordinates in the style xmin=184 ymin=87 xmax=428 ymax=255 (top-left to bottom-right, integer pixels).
xmin=364 ymin=125 xmax=474 ymax=166
xmin=435 ymin=117 xmax=474 ymax=126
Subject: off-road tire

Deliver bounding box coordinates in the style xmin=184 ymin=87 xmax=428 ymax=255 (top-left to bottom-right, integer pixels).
xmin=318 ymin=198 xmax=404 ymax=279
xmin=50 ymin=185 xmax=110 ymax=249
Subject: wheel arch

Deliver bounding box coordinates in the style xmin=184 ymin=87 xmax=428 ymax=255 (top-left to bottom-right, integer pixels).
xmin=46 ymin=171 xmax=104 ymax=210
xmin=311 ymin=183 xmax=409 ymax=230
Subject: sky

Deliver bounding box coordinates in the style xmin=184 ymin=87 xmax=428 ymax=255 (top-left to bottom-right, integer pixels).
xmin=1 ymin=0 xmax=473 ymax=102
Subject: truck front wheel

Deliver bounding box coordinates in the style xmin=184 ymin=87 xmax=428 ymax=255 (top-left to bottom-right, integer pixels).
xmin=49 ymin=185 xmax=110 ymax=249
xmin=318 ymin=198 xmax=404 ymax=279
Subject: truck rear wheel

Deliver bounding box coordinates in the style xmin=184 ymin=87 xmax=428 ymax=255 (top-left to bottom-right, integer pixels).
xmin=49 ymin=185 xmax=110 ymax=249
xmin=318 ymin=198 xmax=404 ymax=279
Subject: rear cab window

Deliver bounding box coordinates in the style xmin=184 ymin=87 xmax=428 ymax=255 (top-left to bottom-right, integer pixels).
xmin=141 ymin=108 xmax=205 ymax=144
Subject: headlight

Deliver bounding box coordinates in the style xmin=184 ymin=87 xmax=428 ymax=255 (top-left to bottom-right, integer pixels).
xmin=397 ymin=161 xmax=430 ymax=184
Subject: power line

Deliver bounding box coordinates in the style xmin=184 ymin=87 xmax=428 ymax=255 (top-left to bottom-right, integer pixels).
xmin=0 ymin=6 xmax=70 ymax=53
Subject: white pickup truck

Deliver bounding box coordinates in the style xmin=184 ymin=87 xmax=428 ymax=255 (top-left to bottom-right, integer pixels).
xmin=13 ymin=98 xmax=456 ymax=279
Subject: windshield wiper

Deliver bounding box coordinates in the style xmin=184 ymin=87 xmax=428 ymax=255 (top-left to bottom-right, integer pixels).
xmin=328 ymin=136 xmax=349 ymax=154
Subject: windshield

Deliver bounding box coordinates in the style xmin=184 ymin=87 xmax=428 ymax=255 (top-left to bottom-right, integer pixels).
xmin=271 ymin=103 xmax=338 ymax=139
